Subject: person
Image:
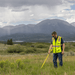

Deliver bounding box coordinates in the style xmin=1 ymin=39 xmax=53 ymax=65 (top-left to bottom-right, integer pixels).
xmin=48 ymin=31 xmax=65 ymax=68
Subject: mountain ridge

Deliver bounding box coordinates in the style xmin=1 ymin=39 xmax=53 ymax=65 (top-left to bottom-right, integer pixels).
xmin=0 ymin=19 xmax=75 ymax=42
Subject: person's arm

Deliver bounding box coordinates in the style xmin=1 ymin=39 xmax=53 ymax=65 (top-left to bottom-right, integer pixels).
xmin=48 ymin=44 xmax=53 ymax=54
xmin=61 ymin=38 xmax=65 ymax=54
xmin=62 ymin=43 xmax=65 ymax=54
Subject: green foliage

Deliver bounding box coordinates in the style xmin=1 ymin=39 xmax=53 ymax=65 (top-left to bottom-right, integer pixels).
xmin=22 ymin=42 xmax=33 ymax=46
xmin=72 ymin=43 xmax=75 ymax=46
xmin=16 ymin=59 xmax=25 ymax=69
xmin=6 ymin=44 xmax=24 ymax=53
xmin=0 ymin=56 xmax=75 ymax=75
xmin=0 ymin=60 xmax=5 ymax=68
xmin=36 ymin=44 xmax=48 ymax=48
xmin=25 ymin=47 xmax=37 ymax=53
xmin=10 ymin=63 xmax=15 ymax=69
xmin=7 ymin=39 xmax=13 ymax=45
xmin=20 ymin=52 xmax=25 ymax=55
xmin=65 ymin=46 xmax=70 ymax=51
xmin=1 ymin=42 xmax=75 ymax=55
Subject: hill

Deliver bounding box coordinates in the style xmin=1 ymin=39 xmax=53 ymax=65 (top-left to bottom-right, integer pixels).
xmin=0 ymin=19 xmax=75 ymax=42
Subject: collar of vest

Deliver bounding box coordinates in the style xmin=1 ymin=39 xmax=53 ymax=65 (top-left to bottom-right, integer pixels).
xmin=52 ymin=36 xmax=61 ymax=41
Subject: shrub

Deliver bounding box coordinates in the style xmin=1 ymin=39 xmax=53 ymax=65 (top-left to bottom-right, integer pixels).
xmin=16 ymin=59 xmax=25 ymax=69
xmin=30 ymin=44 xmax=35 ymax=47
xmin=0 ymin=60 xmax=5 ymax=68
xmin=0 ymin=60 xmax=10 ymax=69
xmin=20 ymin=52 xmax=25 ymax=55
xmin=72 ymin=43 xmax=75 ymax=46
xmin=65 ymin=46 xmax=71 ymax=51
xmin=22 ymin=42 xmax=33 ymax=46
xmin=10 ymin=63 xmax=15 ymax=69
xmin=6 ymin=44 xmax=24 ymax=53
xmin=36 ymin=44 xmax=47 ymax=48
xmin=25 ymin=48 xmax=37 ymax=53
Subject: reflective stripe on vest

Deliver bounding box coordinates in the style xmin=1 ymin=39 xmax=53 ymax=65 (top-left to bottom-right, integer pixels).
xmin=53 ymin=45 xmax=61 ymax=47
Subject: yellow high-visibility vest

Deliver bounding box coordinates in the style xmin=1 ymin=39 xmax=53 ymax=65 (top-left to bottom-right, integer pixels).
xmin=52 ymin=36 xmax=62 ymax=53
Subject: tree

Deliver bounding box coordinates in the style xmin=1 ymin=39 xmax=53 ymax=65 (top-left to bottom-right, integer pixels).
xmin=10 ymin=39 xmax=13 ymax=45
xmin=7 ymin=39 xmax=10 ymax=45
xmin=7 ymin=39 xmax=13 ymax=45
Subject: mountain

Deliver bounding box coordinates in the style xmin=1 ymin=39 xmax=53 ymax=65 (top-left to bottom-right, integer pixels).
xmin=2 ymin=19 xmax=75 ymax=35
xmin=0 ymin=28 xmax=8 ymax=37
xmin=0 ymin=33 xmax=52 ymax=42
xmin=71 ymin=22 xmax=75 ymax=27
xmin=34 ymin=19 xmax=75 ymax=35
xmin=0 ymin=19 xmax=75 ymax=42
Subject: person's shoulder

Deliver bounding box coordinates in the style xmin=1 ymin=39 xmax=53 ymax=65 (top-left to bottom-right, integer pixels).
xmin=58 ymin=36 xmax=62 ymax=37
xmin=58 ymin=36 xmax=62 ymax=38
xmin=58 ymin=36 xmax=64 ymax=41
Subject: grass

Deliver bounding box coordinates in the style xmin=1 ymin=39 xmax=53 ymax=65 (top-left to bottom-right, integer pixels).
xmin=0 ymin=42 xmax=75 ymax=55
xmin=0 ymin=54 xmax=75 ymax=75
xmin=0 ymin=42 xmax=75 ymax=75
xmin=0 ymin=42 xmax=50 ymax=55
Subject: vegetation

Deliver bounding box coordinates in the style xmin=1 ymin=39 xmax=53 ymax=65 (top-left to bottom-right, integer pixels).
xmin=0 ymin=42 xmax=75 ymax=55
xmin=6 ymin=44 xmax=24 ymax=53
xmin=7 ymin=39 xmax=13 ymax=45
xmin=0 ymin=42 xmax=75 ymax=75
xmin=0 ymin=55 xmax=75 ymax=75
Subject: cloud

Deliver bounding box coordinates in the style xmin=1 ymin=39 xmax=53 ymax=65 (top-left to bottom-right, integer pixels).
xmin=0 ymin=0 xmax=62 ymax=7
xmin=12 ymin=8 xmax=29 ymax=12
xmin=0 ymin=0 xmax=75 ymax=27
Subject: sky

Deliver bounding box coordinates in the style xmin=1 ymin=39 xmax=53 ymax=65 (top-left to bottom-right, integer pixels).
xmin=0 ymin=0 xmax=75 ymax=27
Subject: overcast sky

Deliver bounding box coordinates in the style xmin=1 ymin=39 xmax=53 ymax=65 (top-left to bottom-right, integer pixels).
xmin=0 ymin=0 xmax=75 ymax=27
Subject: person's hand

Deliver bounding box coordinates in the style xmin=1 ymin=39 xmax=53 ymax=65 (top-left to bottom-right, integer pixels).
xmin=62 ymin=50 xmax=64 ymax=55
xmin=48 ymin=50 xmax=50 ymax=54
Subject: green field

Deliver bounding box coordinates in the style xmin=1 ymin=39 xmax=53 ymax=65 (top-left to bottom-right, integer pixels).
xmin=0 ymin=54 xmax=75 ymax=75
xmin=0 ymin=42 xmax=75 ymax=55
xmin=0 ymin=42 xmax=75 ymax=75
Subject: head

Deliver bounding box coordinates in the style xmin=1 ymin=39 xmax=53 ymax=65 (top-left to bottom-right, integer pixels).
xmin=51 ymin=31 xmax=57 ymax=38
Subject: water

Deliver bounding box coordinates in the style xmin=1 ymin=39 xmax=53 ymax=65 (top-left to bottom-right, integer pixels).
xmin=64 ymin=41 xmax=75 ymax=42
xmin=13 ymin=41 xmax=24 ymax=42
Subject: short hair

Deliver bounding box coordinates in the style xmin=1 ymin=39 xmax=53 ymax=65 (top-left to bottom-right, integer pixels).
xmin=51 ymin=31 xmax=57 ymax=35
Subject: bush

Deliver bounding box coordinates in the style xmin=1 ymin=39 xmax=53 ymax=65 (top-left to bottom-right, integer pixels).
xmin=72 ymin=43 xmax=75 ymax=46
xmin=10 ymin=63 xmax=15 ymax=69
xmin=65 ymin=46 xmax=71 ymax=52
xmin=16 ymin=59 xmax=25 ymax=69
xmin=22 ymin=42 xmax=33 ymax=46
xmin=6 ymin=44 xmax=24 ymax=53
xmin=36 ymin=44 xmax=47 ymax=48
xmin=25 ymin=47 xmax=37 ymax=53
xmin=0 ymin=60 xmax=10 ymax=72
xmin=0 ymin=60 xmax=5 ymax=68
xmin=20 ymin=52 xmax=25 ymax=55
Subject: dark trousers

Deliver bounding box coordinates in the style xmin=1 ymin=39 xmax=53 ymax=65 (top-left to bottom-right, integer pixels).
xmin=53 ymin=53 xmax=63 ymax=67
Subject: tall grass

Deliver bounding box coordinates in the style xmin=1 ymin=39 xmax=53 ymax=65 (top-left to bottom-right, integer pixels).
xmin=0 ymin=55 xmax=75 ymax=75
xmin=0 ymin=42 xmax=75 ymax=55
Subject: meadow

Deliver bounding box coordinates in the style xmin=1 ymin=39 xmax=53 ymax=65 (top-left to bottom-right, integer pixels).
xmin=0 ymin=54 xmax=75 ymax=75
xmin=0 ymin=42 xmax=75 ymax=75
xmin=0 ymin=42 xmax=75 ymax=55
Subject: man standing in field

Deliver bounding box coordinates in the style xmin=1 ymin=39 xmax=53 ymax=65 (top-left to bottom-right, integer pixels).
xmin=48 ymin=31 xmax=65 ymax=68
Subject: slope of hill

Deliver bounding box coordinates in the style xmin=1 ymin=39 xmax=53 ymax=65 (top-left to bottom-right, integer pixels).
xmin=1 ymin=19 xmax=75 ymax=35
xmin=0 ymin=19 xmax=75 ymax=42
xmin=71 ymin=22 xmax=75 ymax=27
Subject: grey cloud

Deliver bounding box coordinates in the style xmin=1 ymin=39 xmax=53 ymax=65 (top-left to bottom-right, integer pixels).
xmin=68 ymin=1 xmax=75 ymax=3
xmin=12 ymin=8 xmax=29 ymax=12
xmin=0 ymin=0 xmax=63 ymax=7
xmin=65 ymin=0 xmax=75 ymax=3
